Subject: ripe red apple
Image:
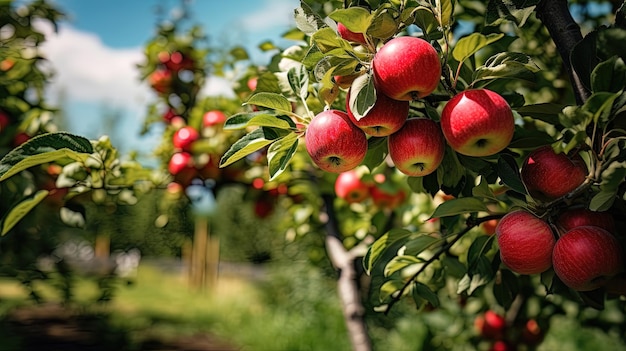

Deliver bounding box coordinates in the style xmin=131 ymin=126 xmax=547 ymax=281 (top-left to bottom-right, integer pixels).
xmin=334 ymin=170 xmax=370 ymax=203
xmin=346 ymin=89 xmax=409 ymax=137
xmin=168 ymin=152 xmax=196 ymax=187
xmin=440 ymin=89 xmax=515 ymax=157
xmin=148 ymin=69 xmax=173 ymax=94
xmin=521 ymin=145 xmax=587 ymax=200
xmin=0 ymin=110 xmax=10 ymax=132
xmin=496 ymin=210 xmax=556 ymax=275
xmin=337 ymin=22 xmax=367 ymax=45
xmin=13 ymin=132 xmax=30 ymax=146
xmin=388 ymin=118 xmax=445 ymax=177
xmin=247 ymin=77 xmax=258 ymax=91
xmin=489 ymin=340 xmax=514 ymax=351
xmin=474 ymin=310 xmax=506 ymax=340
xmin=480 ymin=219 xmax=499 ymax=236
xmin=556 ymin=207 xmax=615 ymax=233
xmin=163 ymin=108 xmax=178 ymax=123
xmin=202 ymin=110 xmax=227 ymax=127
xmin=552 ymin=226 xmax=624 ymax=291
xmin=172 ymin=126 xmax=199 ymax=152
xmin=370 ymin=184 xmax=406 ymax=209
xmin=304 ymin=109 xmax=367 ymax=173
xmin=521 ymin=319 xmax=545 ymax=346
xmin=372 ymin=36 xmax=441 ymax=101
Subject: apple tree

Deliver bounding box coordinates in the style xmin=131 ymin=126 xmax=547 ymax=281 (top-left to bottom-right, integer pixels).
xmin=218 ymin=0 xmax=626 ymax=349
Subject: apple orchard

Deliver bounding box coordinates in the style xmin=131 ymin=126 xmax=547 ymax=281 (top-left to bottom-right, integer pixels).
xmin=2 ymin=0 xmax=626 ymax=351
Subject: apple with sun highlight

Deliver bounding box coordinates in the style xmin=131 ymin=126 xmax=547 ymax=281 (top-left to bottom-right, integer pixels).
xmin=305 ymin=109 xmax=367 ymax=173
xmin=440 ymin=89 xmax=515 ymax=157
xmin=372 ymin=36 xmax=441 ymax=101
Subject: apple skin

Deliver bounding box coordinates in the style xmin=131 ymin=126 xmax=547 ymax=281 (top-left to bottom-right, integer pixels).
xmin=388 ymin=118 xmax=445 ymax=177
xmin=346 ymin=89 xmax=409 ymax=137
xmin=521 ymin=145 xmax=587 ymax=200
xmin=334 ymin=170 xmax=370 ymax=203
xmin=496 ymin=210 xmax=556 ymax=275
xmin=556 ymin=207 xmax=616 ymax=233
xmin=304 ymin=110 xmax=368 ymax=173
xmin=552 ymin=226 xmax=624 ymax=291
xmin=474 ymin=310 xmax=506 ymax=340
xmin=148 ymin=69 xmax=173 ymax=94
xmin=168 ymin=152 xmax=196 ymax=187
xmin=440 ymin=89 xmax=515 ymax=157
xmin=372 ymin=36 xmax=441 ymax=101
xmin=172 ymin=126 xmax=200 ymax=152
xmin=163 ymin=108 xmax=178 ymax=123
xmin=337 ymin=22 xmax=366 ymax=45
xmin=202 ymin=110 xmax=228 ymax=127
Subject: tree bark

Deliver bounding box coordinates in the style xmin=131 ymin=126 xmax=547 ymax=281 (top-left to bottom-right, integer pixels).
xmin=536 ymin=0 xmax=591 ymax=104
xmin=322 ymin=194 xmax=372 ymax=351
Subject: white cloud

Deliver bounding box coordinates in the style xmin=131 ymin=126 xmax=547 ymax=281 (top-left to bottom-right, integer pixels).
xmin=238 ymin=0 xmax=295 ymax=32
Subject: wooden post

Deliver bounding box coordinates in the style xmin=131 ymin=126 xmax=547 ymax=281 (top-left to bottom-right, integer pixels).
xmin=206 ymin=230 xmax=220 ymax=289
xmin=192 ymin=217 xmax=208 ymax=290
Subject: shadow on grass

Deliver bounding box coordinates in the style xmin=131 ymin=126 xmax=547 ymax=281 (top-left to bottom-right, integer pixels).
xmin=0 ymin=303 xmax=239 ymax=351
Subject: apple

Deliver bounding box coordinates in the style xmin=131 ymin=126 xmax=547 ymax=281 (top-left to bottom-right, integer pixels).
xmin=489 ymin=341 xmax=514 ymax=351
xmin=521 ymin=319 xmax=545 ymax=346
xmin=163 ymin=108 xmax=178 ymax=123
xmin=474 ymin=310 xmax=506 ymax=340
xmin=247 ymin=77 xmax=258 ymax=91
xmin=334 ymin=73 xmax=360 ymax=90
xmin=148 ymin=69 xmax=172 ymax=94
xmin=370 ymin=184 xmax=406 ymax=209
xmin=346 ymin=89 xmax=409 ymax=137
xmin=387 ymin=118 xmax=445 ymax=177
xmin=13 ymin=132 xmax=30 ymax=146
xmin=334 ymin=170 xmax=370 ymax=204
xmin=337 ymin=22 xmax=366 ymax=45
xmin=556 ymin=207 xmax=615 ymax=233
xmin=203 ymin=110 xmax=228 ymax=127
xmin=480 ymin=219 xmax=499 ymax=236
xmin=496 ymin=210 xmax=556 ymax=275
xmin=304 ymin=109 xmax=367 ymax=173
xmin=440 ymin=89 xmax=515 ymax=157
xmin=552 ymin=226 xmax=624 ymax=291
xmin=372 ymin=36 xmax=441 ymax=101
xmin=0 ymin=58 xmax=15 ymax=71
xmin=253 ymin=196 xmax=275 ymax=218
xmin=0 ymin=110 xmax=10 ymax=132
xmin=172 ymin=126 xmax=199 ymax=152
xmin=168 ymin=152 xmax=196 ymax=186
xmin=521 ymin=145 xmax=587 ymax=200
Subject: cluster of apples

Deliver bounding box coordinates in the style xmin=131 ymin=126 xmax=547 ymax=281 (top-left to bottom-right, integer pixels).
xmin=334 ymin=170 xmax=406 ymax=209
xmin=305 ymin=29 xmax=516 ymax=178
xmin=474 ymin=310 xmax=545 ymax=351
xmin=167 ymin=110 xmax=228 ymax=187
xmin=148 ymin=50 xmax=196 ymax=95
xmin=496 ymin=146 xmax=625 ymax=292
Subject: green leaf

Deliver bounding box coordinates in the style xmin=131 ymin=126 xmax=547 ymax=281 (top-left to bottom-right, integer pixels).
xmin=362 ymin=137 xmax=388 ymax=171
xmin=452 ymin=33 xmax=505 ymax=63
xmin=435 ymin=0 xmax=454 ymax=28
xmin=379 ymin=279 xmax=406 ymax=302
xmin=413 ymin=282 xmax=440 ymax=308
xmin=508 ymin=126 xmax=555 ymax=149
xmin=485 ymin=0 xmax=540 ymax=26
xmin=591 ymin=56 xmax=626 ymax=93
xmin=0 ymin=132 xmax=93 ymax=182
xmin=224 ymin=111 xmax=280 ymax=130
xmin=245 ymin=92 xmax=294 ymax=114
xmin=229 ymin=46 xmax=249 ymax=61
xmin=385 ymin=255 xmax=423 ymax=277
xmin=472 ymin=176 xmax=496 ymax=200
xmin=368 ymin=8 xmax=397 ymax=40
xmin=1 ymin=190 xmax=49 ymax=236
xmin=348 ymin=72 xmax=376 ymax=120
xmin=220 ymin=128 xmax=288 ymax=168
xmin=411 ymin=7 xmax=439 ymax=38
xmin=440 ymin=147 xmax=464 ymax=188
xmin=312 ymin=27 xmax=352 ymax=53
xmin=294 ymin=1 xmax=326 ymax=36
xmin=493 ymin=268 xmax=519 ymax=309
xmin=329 ymin=7 xmax=371 ymax=34
xmin=515 ymin=103 xmax=565 ymax=126
xmin=267 ymin=132 xmax=299 ymax=180
xmin=589 ymin=190 xmax=617 ymax=212
xmin=473 ymin=52 xmax=539 ymax=84
xmin=430 ymin=197 xmax=488 ymax=219
xmin=287 ymin=65 xmax=310 ymax=101
xmin=497 ymin=154 xmax=527 ymax=195
xmin=404 ymin=234 xmax=442 ymax=257
xmin=364 ymin=228 xmax=412 ymax=274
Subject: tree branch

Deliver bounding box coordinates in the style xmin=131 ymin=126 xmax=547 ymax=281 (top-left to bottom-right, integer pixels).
xmin=536 ymin=0 xmax=591 ymax=104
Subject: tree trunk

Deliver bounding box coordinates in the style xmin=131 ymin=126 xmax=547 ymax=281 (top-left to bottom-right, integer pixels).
xmin=322 ymin=194 xmax=372 ymax=351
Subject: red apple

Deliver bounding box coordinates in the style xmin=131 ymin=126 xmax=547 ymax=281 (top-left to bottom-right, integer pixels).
xmin=163 ymin=108 xmax=178 ymax=123
xmin=202 ymin=110 xmax=228 ymax=127
xmin=172 ymin=126 xmax=199 ymax=152
xmin=334 ymin=73 xmax=360 ymax=90
xmin=159 ymin=51 xmax=194 ymax=71
xmin=13 ymin=132 xmax=30 ymax=146
xmin=168 ymin=152 xmax=196 ymax=186
xmin=496 ymin=210 xmax=556 ymax=275
xmin=388 ymin=118 xmax=445 ymax=177
xmin=480 ymin=219 xmax=499 ymax=236
xmin=253 ymin=197 xmax=275 ymax=218
xmin=346 ymin=88 xmax=409 ymax=137
xmin=247 ymin=77 xmax=258 ymax=91
xmin=440 ymin=89 xmax=515 ymax=157
xmin=556 ymin=207 xmax=615 ymax=233
xmin=552 ymin=226 xmax=624 ymax=291
xmin=337 ymin=22 xmax=367 ymax=45
xmin=489 ymin=340 xmax=514 ymax=351
xmin=148 ymin=69 xmax=173 ymax=94
xmin=370 ymin=185 xmax=406 ymax=209
xmin=521 ymin=319 xmax=545 ymax=346
xmin=334 ymin=170 xmax=370 ymax=203
xmin=372 ymin=36 xmax=441 ymax=101
xmin=0 ymin=110 xmax=10 ymax=132
xmin=521 ymin=145 xmax=587 ymax=200
xmin=304 ymin=109 xmax=367 ymax=173
xmin=474 ymin=310 xmax=506 ymax=340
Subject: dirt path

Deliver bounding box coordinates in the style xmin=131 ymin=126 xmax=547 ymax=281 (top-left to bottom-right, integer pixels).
xmin=1 ymin=304 xmax=240 ymax=351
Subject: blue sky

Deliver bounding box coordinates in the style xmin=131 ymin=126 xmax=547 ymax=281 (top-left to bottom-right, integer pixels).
xmin=41 ymin=0 xmax=297 ymax=163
